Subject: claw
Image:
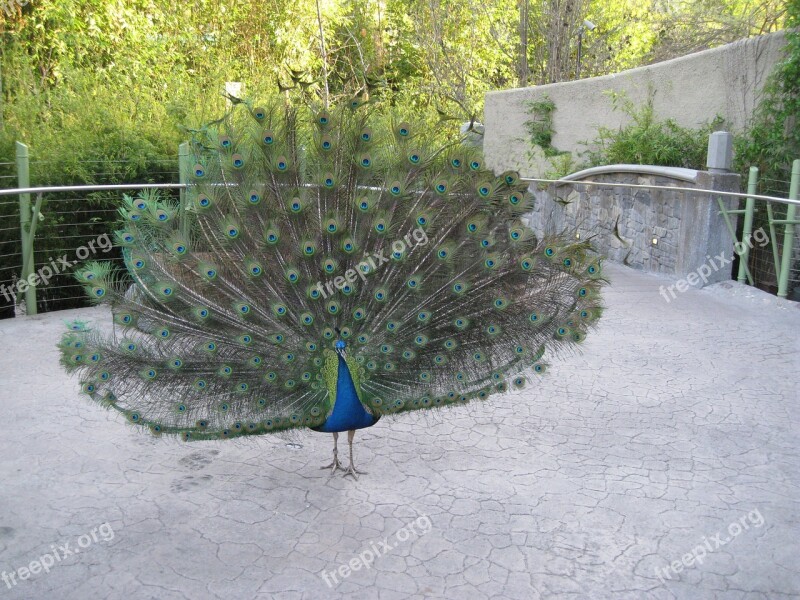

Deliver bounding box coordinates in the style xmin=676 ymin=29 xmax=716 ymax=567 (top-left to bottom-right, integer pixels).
xmin=321 ymin=452 xmax=343 ymax=474
xmin=342 ymin=464 xmax=366 ymax=479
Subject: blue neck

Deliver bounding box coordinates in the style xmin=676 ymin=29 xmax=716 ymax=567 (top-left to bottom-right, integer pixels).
xmin=313 ymin=354 xmax=378 ymax=433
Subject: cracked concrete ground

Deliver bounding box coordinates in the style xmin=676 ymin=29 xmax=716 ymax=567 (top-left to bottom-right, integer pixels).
xmin=0 ymin=263 xmax=798 ymax=599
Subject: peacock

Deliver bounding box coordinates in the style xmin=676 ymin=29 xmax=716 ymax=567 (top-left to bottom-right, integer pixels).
xmin=58 ymin=94 xmax=605 ymax=478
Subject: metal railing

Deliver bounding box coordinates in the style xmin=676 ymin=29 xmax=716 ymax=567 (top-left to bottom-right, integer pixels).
xmin=522 ymin=160 xmax=800 ymax=298
xmin=1 ymin=142 xmax=799 ymax=317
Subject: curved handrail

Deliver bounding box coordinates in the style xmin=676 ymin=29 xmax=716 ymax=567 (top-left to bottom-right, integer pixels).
xmin=556 ymin=164 xmax=700 ymax=184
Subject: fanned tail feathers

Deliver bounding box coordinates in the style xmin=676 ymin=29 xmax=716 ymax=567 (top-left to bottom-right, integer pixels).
xmin=59 ymin=96 xmax=605 ymax=440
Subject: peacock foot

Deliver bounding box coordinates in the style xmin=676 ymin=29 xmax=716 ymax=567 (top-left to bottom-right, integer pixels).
xmin=343 ymin=462 xmax=366 ymax=479
xmin=321 ymin=433 xmax=343 ymax=475
xmin=321 ymin=452 xmax=343 ymax=475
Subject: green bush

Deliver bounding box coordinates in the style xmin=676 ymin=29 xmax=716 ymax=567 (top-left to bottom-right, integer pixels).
xmin=734 ymin=3 xmax=800 ymax=196
xmin=585 ymin=92 xmax=724 ymax=169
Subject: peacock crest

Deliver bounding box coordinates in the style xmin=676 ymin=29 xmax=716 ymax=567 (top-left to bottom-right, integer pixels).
xmin=59 ymin=95 xmax=605 ymax=443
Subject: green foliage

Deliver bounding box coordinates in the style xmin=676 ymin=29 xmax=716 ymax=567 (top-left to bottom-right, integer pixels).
xmin=734 ymin=0 xmax=800 ymax=196
xmin=544 ymin=153 xmax=578 ymax=181
xmin=525 ymin=97 xmax=562 ymax=158
xmin=585 ymin=92 xmax=724 ymax=169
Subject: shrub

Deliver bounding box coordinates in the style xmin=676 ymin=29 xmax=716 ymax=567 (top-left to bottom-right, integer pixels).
xmin=585 ymin=91 xmax=724 ymax=169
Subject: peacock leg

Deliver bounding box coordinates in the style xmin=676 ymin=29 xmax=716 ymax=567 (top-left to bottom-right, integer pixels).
xmin=321 ymin=432 xmax=343 ymax=474
xmin=343 ymin=429 xmax=366 ymax=479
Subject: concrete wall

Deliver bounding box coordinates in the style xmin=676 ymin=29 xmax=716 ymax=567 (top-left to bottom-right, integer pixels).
xmin=524 ymin=166 xmax=741 ymax=286
xmin=484 ymin=31 xmax=787 ymax=178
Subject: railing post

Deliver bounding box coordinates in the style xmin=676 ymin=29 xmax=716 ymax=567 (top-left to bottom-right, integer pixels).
xmin=178 ymin=142 xmax=190 ymax=240
xmin=777 ymin=159 xmax=799 ymax=298
xmin=737 ymin=167 xmax=758 ymax=283
xmin=15 ymin=141 xmax=37 ymax=315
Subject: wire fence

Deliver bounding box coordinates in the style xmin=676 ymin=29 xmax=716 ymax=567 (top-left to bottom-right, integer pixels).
xmin=0 ymin=156 xmax=798 ymax=320
xmin=0 ymin=157 xmax=179 ymax=319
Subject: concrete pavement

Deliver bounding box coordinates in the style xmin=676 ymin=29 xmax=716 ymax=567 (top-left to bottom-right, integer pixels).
xmin=0 ymin=263 xmax=798 ymax=599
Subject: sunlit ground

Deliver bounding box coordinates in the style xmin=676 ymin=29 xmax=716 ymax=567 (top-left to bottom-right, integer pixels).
xmin=1 ymin=263 xmax=798 ymax=599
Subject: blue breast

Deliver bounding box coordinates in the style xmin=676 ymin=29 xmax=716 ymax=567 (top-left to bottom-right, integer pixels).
xmin=312 ymin=354 xmax=379 ymax=433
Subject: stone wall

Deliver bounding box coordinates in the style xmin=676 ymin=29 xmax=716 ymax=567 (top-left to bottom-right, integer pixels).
xmin=484 ymin=31 xmax=787 ymax=178
xmin=524 ymin=166 xmax=740 ymax=285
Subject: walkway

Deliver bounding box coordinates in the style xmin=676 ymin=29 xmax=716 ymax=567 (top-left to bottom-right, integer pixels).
xmin=0 ymin=263 xmax=798 ymax=599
